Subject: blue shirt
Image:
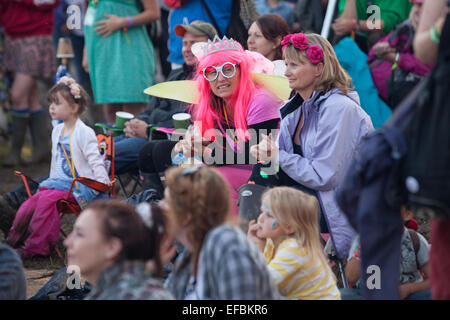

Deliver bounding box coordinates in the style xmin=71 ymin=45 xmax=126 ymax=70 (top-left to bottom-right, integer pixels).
xmin=255 ymin=0 xmax=295 ymax=26
xmin=168 ymin=0 xmax=232 ymax=64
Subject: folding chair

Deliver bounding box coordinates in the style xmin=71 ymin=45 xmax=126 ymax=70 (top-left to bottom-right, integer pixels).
xmin=14 ymin=133 xmax=116 ymax=258
xmin=321 ymin=234 xmax=349 ymax=289
xmin=94 ymin=122 xmax=186 ymax=198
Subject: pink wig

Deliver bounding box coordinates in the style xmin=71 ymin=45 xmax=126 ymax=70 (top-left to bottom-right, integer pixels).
xmin=191 ymin=42 xmax=256 ymax=142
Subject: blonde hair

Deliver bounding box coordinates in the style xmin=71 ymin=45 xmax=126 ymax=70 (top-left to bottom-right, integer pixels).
xmin=164 ymin=166 xmax=230 ymax=276
xmin=261 ymin=187 xmax=333 ymax=277
xmin=283 ymin=33 xmax=353 ymax=95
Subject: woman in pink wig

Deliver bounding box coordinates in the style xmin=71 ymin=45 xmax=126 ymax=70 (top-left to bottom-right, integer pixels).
xmin=138 ymin=36 xmax=283 ymax=216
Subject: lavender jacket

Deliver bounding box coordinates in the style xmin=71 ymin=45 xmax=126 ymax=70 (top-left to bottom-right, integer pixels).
xmin=277 ymin=89 xmax=374 ymax=259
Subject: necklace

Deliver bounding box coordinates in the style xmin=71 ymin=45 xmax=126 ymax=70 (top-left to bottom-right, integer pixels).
xmin=222 ymin=102 xmax=238 ymax=144
xmin=60 ymin=126 xmax=79 ymax=189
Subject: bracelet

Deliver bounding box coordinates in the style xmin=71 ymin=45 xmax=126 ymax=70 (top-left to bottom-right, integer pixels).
xmin=392 ymin=52 xmax=400 ymax=70
xmin=430 ymin=23 xmax=441 ymax=44
xmin=352 ymin=19 xmax=360 ymax=32
xmin=127 ymin=16 xmax=133 ymax=28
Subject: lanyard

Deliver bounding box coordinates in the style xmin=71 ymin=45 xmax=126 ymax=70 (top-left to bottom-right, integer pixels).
xmin=60 ymin=126 xmax=78 ymax=189
xmin=222 ymin=103 xmax=238 ymax=145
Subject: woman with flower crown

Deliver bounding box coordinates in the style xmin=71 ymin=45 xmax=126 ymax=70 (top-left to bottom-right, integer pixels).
xmin=138 ymin=36 xmax=283 ymax=215
xmin=250 ymin=33 xmax=374 ymax=260
xmin=7 ymin=77 xmax=111 ymax=259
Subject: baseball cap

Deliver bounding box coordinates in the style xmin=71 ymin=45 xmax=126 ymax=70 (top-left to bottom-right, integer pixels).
xmin=174 ymin=20 xmax=218 ymax=40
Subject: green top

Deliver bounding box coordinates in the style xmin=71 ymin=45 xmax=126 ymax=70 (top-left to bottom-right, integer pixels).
xmin=355 ymin=0 xmax=412 ymax=34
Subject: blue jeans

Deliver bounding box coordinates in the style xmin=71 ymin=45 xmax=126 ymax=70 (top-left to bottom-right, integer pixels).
xmin=340 ymin=287 xmax=432 ymax=300
xmin=114 ymin=135 xmax=148 ymax=174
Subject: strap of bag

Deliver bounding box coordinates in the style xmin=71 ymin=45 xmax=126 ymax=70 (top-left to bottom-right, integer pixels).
xmin=407 ymin=228 xmax=421 ymax=270
xmin=199 ymin=0 xmax=223 ymax=37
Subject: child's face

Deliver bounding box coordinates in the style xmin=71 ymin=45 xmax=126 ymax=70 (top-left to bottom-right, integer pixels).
xmin=256 ymin=205 xmax=285 ymax=240
xmin=49 ymin=92 xmax=78 ymax=122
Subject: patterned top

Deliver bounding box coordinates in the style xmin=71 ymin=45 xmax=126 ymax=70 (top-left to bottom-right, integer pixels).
xmin=165 ymin=224 xmax=281 ymax=300
xmin=85 ymin=261 xmax=174 ymax=300
xmin=263 ymin=238 xmax=341 ymax=300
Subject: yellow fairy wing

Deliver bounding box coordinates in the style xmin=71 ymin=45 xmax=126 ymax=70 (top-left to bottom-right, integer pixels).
xmin=144 ymin=80 xmax=199 ymax=104
xmin=251 ymin=73 xmax=291 ymax=101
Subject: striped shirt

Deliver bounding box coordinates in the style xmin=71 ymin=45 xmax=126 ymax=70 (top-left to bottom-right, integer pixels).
xmin=264 ymin=238 xmax=341 ymax=300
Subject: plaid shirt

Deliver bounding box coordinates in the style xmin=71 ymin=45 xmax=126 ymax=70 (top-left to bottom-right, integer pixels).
xmin=85 ymin=261 xmax=174 ymax=300
xmin=0 ymin=243 xmax=26 ymax=300
xmin=165 ymin=225 xmax=281 ymax=300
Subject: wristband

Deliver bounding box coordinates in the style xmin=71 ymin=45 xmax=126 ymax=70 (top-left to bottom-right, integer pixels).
xmin=352 ymin=19 xmax=360 ymax=32
xmin=127 ymin=16 xmax=133 ymax=27
xmin=430 ymin=23 xmax=441 ymax=44
xmin=392 ymin=52 xmax=400 ymax=70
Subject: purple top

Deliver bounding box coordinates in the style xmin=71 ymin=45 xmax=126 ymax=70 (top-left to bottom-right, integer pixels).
xmin=277 ymin=89 xmax=374 ymax=258
xmin=246 ymin=87 xmax=283 ymax=126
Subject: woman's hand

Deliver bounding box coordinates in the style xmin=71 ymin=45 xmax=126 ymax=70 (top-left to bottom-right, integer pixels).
xmin=250 ymin=133 xmax=279 ymax=163
xmin=174 ymin=136 xmax=211 ymax=158
xmin=247 ymin=220 xmax=266 ymax=252
xmin=82 ymin=46 xmax=89 ymax=73
xmin=94 ymin=14 xmax=126 ymax=37
xmin=373 ymin=42 xmax=395 ymax=59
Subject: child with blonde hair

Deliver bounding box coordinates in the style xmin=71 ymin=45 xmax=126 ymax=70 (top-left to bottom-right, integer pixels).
xmin=7 ymin=76 xmax=110 ymax=258
xmin=248 ymin=186 xmax=340 ymax=300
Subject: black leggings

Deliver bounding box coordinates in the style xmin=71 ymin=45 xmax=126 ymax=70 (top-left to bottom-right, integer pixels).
xmin=138 ymin=140 xmax=177 ymax=174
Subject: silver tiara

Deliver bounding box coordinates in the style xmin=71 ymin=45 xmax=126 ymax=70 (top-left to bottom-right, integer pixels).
xmin=202 ymin=35 xmax=240 ymax=57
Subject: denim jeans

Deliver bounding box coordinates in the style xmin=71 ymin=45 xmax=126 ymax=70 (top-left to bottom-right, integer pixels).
xmin=340 ymin=287 xmax=431 ymax=300
xmin=114 ymin=135 xmax=148 ymax=174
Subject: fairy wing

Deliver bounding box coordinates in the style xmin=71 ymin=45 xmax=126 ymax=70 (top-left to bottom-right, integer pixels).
xmin=251 ymin=73 xmax=291 ymax=101
xmin=143 ymin=80 xmax=199 ymax=104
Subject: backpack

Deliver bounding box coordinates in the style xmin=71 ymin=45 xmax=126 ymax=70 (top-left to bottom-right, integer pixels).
xmin=386 ymin=22 xmax=424 ymax=109
xmin=200 ymin=0 xmax=253 ymax=48
xmin=401 ymin=14 xmax=450 ymax=220
xmin=407 ymin=228 xmax=420 ymax=270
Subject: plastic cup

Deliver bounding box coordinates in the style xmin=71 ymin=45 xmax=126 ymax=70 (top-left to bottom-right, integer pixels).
xmin=115 ymin=111 xmax=134 ymax=129
xmin=172 ymin=113 xmax=191 ymax=130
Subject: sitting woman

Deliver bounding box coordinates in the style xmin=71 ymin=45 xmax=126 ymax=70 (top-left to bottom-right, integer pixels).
xmin=250 ymin=32 xmax=374 ymax=259
xmin=367 ymin=0 xmax=433 ymax=109
xmin=247 ymin=14 xmax=289 ymax=62
xmin=64 ymin=199 xmax=174 ymax=300
xmin=138 ymin=36 xmax=283 ymax=214
xmin=162 ymin=165 xmax=280 ymax=300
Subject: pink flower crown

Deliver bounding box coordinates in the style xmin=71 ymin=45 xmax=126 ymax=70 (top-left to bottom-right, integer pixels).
xmin=281 ymin=33 xmax=324 ymax=65
xmin=58 ymin=76 xmax=81 ymax=99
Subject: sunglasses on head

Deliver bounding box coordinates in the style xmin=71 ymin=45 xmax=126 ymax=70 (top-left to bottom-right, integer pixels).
xmin=202 ymin=62 xmax=237 ymax=82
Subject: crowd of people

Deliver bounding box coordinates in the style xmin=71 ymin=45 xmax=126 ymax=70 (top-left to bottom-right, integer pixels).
xmin=0 ymin=0 xmax=449 ymax=301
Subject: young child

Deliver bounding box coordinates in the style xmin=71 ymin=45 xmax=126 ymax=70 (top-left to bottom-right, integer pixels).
xmin=343 ymin=205 xmax=431 ymax=300
xmin=247 ymin=187 xmax=341 ymax=300
xmin=7 ymin=76 xmax=110 ymax=258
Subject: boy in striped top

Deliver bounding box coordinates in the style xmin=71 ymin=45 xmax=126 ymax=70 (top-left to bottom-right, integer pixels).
xmin=248 ymin=187 xmax=340 ymax=300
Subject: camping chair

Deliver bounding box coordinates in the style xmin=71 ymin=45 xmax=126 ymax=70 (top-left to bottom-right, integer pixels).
xmin=94 ymin=122 xmax=186 ymax=198
xmin=14 ymin=134 xmax=116 ymax=258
